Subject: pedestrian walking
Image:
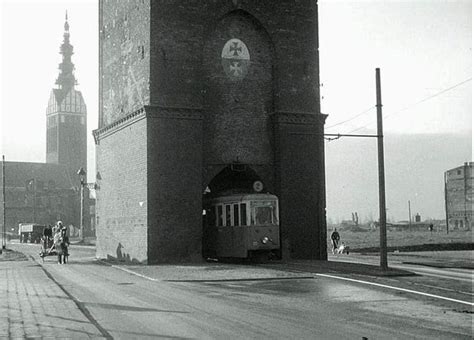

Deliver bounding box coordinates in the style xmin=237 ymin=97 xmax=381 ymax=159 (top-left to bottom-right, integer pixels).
xmin=54 ymin=221 xmax=69 ymax=264
xmin=59 ymin=226 xmax=70 ymax=264
xmin=330 ymin=228 xmax=340 ymax=254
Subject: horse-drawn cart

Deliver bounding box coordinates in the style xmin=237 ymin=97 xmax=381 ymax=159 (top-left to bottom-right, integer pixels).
xmin=39 ymin=225 xmax=56 ymax=261
xmin=38 ymin=224 xmax=69 ymax=263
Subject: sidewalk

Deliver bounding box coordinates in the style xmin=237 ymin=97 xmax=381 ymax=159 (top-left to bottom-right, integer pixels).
xmin=0 ymin=249 xmax=103 ymax=339
xmin=388 ymin=250 xmax=474 ymax=269
xmin=328 ymin=250 xmax=474 ymax=270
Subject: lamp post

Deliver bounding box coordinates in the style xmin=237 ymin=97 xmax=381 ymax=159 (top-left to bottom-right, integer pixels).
xmin=77 ymin=167 xmax=86 ymax=243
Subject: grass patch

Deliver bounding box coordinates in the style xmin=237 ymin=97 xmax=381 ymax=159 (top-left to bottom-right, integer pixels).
xmin=330 ymin=229 xmax=473 ymax=252
xmin=0 ymin=248 xmax=29 ymax=261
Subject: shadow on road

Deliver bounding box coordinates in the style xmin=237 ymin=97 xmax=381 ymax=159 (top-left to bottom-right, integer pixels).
xmin=80 ymin=302 xmax=189 ymax=314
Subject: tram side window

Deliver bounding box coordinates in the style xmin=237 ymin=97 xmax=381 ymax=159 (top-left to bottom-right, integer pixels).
xmin=217 ymin=205 xmax=223 ymax=226
xmin=233 ymin=204 xmax=239 ymax=226
xmin=225 ymin=205 xmax=231 ymax=226
xmin=240 ymin=203 xmax=247 ymax=226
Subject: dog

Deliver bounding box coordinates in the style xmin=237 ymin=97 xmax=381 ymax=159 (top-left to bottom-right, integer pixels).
xmin=336 ymin=243 xmax=350 ymax=255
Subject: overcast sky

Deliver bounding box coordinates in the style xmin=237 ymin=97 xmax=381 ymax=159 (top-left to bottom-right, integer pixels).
xmin=0 ymin=0 xmax=472 ymax=221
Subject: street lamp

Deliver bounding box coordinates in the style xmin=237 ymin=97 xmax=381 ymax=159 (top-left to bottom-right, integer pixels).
xmin=77 ymin=167 xmax=86 ymax=243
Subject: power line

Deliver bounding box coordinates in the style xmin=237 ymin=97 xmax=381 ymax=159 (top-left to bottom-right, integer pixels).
xmin=383 ymin=77 xmax=472 ymax=120
xmin=325 ymin=106 xmax=375 ymax=129
xmin=341 ymin=77 xmax=472 ymax=135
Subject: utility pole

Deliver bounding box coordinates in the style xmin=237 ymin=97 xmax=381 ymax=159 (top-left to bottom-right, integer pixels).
xmin=33 ymin=178 xmax=36 ymax=223
xmin=376 ymin=68 xmax=388 ymax=270
xmin=77 ymin=167 xmax=86 ymax=243
xmin=80 ymin=182 xmax=84 ymax=242
xmin=2 ymin=155 xmax=5 ymax=251
xmin=408 ymin=200 xmax=412 ymax=228
xmin=444 ymin=172 xmax=449 ymax=234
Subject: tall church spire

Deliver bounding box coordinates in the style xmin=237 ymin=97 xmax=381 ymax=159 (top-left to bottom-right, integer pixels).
xmin=55 ymin=11 xmax=76 ymax=92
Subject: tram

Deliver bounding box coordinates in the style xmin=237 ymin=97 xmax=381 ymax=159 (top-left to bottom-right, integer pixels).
xmin=203 ymin=192 xmax=280 ymax=259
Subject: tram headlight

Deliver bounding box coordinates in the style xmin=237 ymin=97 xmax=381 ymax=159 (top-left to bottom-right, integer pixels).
xmin=261 ymin=237 xmax=269 ymax=244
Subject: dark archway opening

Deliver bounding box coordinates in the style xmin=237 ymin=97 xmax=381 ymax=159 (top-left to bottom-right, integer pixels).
xmin=206 ymin=164 xmax=263 ymax=197
xmin=202 ymin=164 xmax=265 ymax=259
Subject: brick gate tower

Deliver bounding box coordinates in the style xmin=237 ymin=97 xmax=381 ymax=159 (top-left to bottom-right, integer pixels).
xmin=94 ymin=0 xmax=327 ymax=263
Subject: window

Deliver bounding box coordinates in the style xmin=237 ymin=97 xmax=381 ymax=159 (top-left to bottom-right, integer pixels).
xmin=60 ymin=115 xmax=65 ymax=123
xmin=233 ymin=204 xmax=239 ymax=226
xmin=217 ymin=205 xmax=223 ymax=226
xmin=225 ymin=205 xmax=231 ymax=226
xmin=240 ymin=203 xmax=247 ymax=226
xmin=254 ymin=206 xmax=273 ymax=225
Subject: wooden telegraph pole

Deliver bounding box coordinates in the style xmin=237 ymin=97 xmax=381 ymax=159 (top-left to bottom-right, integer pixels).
xmin=376 ymin=68 xmax=388 ymax=270
xmin=325 ymin=69 xmax=389 ymax=270
xmin=2 ymin=155 xmax=6 ymax=250
xmin=408 ymin=200 xmax=412 ymax=228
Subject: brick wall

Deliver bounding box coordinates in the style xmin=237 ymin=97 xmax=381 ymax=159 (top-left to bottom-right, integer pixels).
xmin=202 ymin=10 xmax=273 ymax=168
xmin=99 ymin=0 xmax=151 ymax=126
xmin=148 ymin=0 xmax=321 ymax=167
xmin=95 ymin=116 xmax=148 ymax=263
xmin=273 ymin=113 xmax=327 ymax=260
xmin=146 ymin=107 xmax=203 ymax=263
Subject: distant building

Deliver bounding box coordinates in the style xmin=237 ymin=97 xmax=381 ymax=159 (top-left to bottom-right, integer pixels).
xmin=0 ymin=162 xmax=77 ymax=235
xmin=445 ymin=162 xmax=473 ymax=230
xmin=414 ymin=213 xmax=421 ymax=223
xmin=0 ymin=14 xmax=92 ymax=237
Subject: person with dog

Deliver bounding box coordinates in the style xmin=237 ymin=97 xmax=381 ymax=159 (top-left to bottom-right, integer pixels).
xmin=330 ymin=228 xmax=340 ymax=254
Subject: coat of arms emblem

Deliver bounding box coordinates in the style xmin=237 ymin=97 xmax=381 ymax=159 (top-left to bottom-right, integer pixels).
xmin=221 ymin=38 xmax=250 ymax=81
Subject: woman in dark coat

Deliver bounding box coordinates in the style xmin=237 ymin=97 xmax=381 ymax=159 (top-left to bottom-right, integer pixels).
xmin=55 ymin=227 xmax=70 ymax=264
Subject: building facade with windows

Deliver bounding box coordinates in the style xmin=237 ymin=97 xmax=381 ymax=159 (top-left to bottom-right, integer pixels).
xmin=445 ymin=162 xmax=473 ymax=230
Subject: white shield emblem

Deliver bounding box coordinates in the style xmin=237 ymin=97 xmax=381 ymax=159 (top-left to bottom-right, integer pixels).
xmin=221 ymin=39 xmax=250 ymax=81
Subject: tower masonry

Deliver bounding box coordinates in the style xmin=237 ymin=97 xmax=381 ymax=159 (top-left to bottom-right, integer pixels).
xmin=46 ymin=13 xmax=87 ymax=180
xmin=94 ymin=0 xmax=327 ymax=263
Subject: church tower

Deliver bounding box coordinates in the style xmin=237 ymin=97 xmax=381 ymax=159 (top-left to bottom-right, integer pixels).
xmin=46 ymin=12 xmax=87 ymax=179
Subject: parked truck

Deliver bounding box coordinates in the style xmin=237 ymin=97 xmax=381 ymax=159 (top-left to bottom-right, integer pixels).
xmin=18 ymin=223 xmax=46 ymax=244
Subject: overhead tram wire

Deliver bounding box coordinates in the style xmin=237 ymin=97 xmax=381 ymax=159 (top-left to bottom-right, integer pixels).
xmin=383 ymin=77 xmax=472 ymax=120
xmin=325 ymin=106 xmax=376 ymax=130
xmin=328 ymin=77 xmax=473 ymax=138
xmin=323 ymin=106 xmax=376 ymax=141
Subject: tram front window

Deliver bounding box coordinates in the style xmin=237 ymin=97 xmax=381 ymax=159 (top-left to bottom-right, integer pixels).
xmin=254 ymin=206 xmax=273 ymax=225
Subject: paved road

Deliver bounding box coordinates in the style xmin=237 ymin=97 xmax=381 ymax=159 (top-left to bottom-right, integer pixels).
xmin=327 ymin=252 xmax=473 ymax=301
xmin=2 ymin=242 xmax=472 ymax=339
